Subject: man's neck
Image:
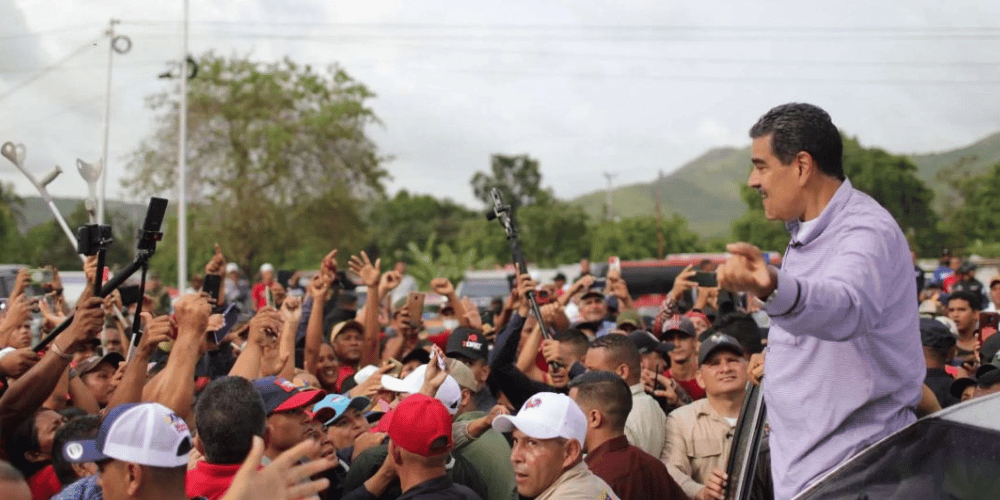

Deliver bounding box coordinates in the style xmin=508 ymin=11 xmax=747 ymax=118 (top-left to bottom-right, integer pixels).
xmin=670 ymin=358 xmax=697 ymax=380
xmin=399 ymin=466 xmax=446 ymax=494
xmin=958 ymin=328 xmax=978 ymax=340
xmin=587 ymin=430 xmax=625 ymax=454
xmin=707 ymin=390 xmax=745 ymax=419
xmin=799 ymin=176 xmax=843 ymax=221
xmin=137 ymin=481 xmax=188 ymax=500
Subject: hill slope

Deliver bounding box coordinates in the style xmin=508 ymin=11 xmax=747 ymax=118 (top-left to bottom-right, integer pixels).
xmin=572 ymin=132 xmax=1000 ymax=238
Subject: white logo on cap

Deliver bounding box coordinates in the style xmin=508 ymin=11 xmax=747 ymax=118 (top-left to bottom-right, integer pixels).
xmin=66 ymin=443 xmax=84 ymax=460
xmin=462 ymin=340 xmax=482 ymax=350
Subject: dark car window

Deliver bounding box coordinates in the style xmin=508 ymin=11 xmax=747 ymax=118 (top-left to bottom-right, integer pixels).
xmin=798 ymin=419 xmax=1000 ymax=500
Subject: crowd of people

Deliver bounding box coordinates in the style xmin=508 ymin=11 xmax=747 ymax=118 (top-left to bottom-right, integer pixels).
xmin=0 ymin=103 xmax=997 ymax=500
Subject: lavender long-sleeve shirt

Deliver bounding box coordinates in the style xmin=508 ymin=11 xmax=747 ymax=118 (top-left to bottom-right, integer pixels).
xmin=762 ymin=179 xmax=923 ymax=500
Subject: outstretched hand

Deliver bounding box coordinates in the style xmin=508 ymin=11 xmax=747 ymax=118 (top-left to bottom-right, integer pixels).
xmin=716 ymin=243 xmax=777 ymax=299
xmin=220 ymin=437 xmax=334 ymax=500
xmin=349 ymin=251 xmax=381 ymax=288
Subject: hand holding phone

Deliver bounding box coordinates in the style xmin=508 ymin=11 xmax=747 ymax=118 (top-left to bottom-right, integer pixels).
xmin=405 ymin=292 xmax=425 ymax=328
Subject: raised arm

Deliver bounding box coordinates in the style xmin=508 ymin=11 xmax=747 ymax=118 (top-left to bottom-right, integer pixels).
xmin=204 ymin=244 xmax=227 ymax=308
xmin=278 ymin=296 xmax=302 ymax=380
xmin=0 ymin=297 xmax=103 ymax=438
xmin=231 ymin=308 xmax=281 ymax=379
xmin=430 ymin=278 xmax=468 ymax=327
xmin=348 ymin=251 xmax=382 ymax=367
xmin=303 ymin=273 xmax=332 ymax=377
xmin=516 ymin=321 xmax=546 ymax=382
xmin=107 ymin=313 xmax=173 ymax=408
xmin=149 ymin=294 xmax=211 ymax=420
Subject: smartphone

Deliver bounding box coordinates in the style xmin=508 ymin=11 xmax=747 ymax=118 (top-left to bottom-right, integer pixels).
xmin=608 ymin=256 xmax=621 ymax=274
xmin=211 ymin=304 xmax=241 ymax=344
xmin=693 ymin=272 xmax=718 ymax=288
xmin=203 ymin=274 xmax=222 ymax=303
xmin=980 ymin=311 xmax=1000 ymax=330
xmin=265 ymin=287 xmax=275 ymax=309
xmin=119 ymin=285 xmax=142 ymax=307
xmin=405 ymin=291 xmax=425 ymax=327
xmin=27 ymin=267 xmax=52 ymax=285
xmin=590 ymin=278 xmax=607 ymax=289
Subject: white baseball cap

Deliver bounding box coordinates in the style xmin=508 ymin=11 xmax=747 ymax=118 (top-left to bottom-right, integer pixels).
xmin=381 ymin=364 xmax=462 ymax=415
xmin=492 ymin=392 xmax=586 ymax=445
xmin=62 ymin=402 xmax=192 ymax=468
xmin=226 ymin=262 xmax=239 ymax=273
xmin=260 ymin=263 xmax=274 ymax=273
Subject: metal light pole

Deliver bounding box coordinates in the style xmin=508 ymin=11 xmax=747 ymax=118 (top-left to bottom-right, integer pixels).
xmin=178 ymin=0 xmax=189 ymax=292
xmin=99 ymin=19 xmax=130 ymax=224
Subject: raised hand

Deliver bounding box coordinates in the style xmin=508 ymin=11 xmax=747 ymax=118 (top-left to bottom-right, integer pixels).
xmin=717 ymin=242 xmax=777 ymax=299
xmin=205 ymin=244 xmax=227 ymax=275
xmin=174 ymin=294 xmax=213 ymax=339
xmin=308 ymin=273 xmax=332 ymax=299
xmin=349 ymin=251 xmax=381 ymax=288
xmin=321 ymin=249 xmax=339 ymax=276
xmin=220 ymin=437 xmax=334 ymax=500
xmin=671 ymin=265 xmax=698 ymax=301
xmin=378 ymin=270 xmax=402 ymax=298
xmin=280 ymin=295 xmax=303 ymax=323
xmin=249 ymin=308 xmax=282 ymax=349
xmin=11 ymin=268 xmax=29 ymax=299
xmin=429 ymin=277 xmax=455 ymax=296
xmin=0 ymin=348 xmax=40 ymax=378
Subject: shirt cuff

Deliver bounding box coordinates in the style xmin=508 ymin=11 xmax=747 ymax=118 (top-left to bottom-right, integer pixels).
xmin=763 ymin=269 xmax=801 ymax=318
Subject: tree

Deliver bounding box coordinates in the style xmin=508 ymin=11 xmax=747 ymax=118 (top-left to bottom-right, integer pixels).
xmin=842 ymin=137 xmax=941 ymax=256
xmin=364 ymin=190 xmax=478 ymax=263
xmin=404 ymin=233 xmax=494 ymax=289
xmin=471 ymin=154 xmax=552 ymax=212
xmin=949 ymin=162 xmax=1000 ymax=250
xmin=590 ymin=215 xmax=703 ymax=261
xmin=123 ymin=53 xmax=387 ymax=276
xmin=0 ymin=183 xmax=24 ymax=259
xmin=18 ymin=202 xmax=134 ymax=270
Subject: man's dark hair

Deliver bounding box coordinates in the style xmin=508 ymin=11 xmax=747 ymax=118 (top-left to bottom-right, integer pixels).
xmin=51 ymin=415 xmax=100 ymax=486
xmin=750 ymin=103 xmax=844 ymax=180
xmin=554 ymin=329 xmax=590 ymax=359
xmin=569 ymin=371 xmax=632 ymax=431
xmin=6 ymin=410 xmax=44 ymax=477
xmin=589 ymin=334 xmax=641 ymax=383
xmin=701 ymin=312 xmax=763 ymax=355
xmin=948 ymin=291 xmax=982 ymax=312
xmin=194 ymin=376 xmax=267 ymax=464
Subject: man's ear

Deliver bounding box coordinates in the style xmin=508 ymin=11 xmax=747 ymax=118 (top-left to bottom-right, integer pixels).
xmin=616 ymin=364 xmax=630 ymax=382
xmin=460 ymin=389 xmax=472 ymax=410
xmin=795 ymin=151 xmax=815 ymax=186
xmin=194 ymin=435 xmax=205 ymax=456
xmin=588 ymin=409 xmax=602 ymax=429
xmin=126 ymin=462 xmax=142 ymax=496
xmin=24 ymin=450 xmax=49 ymax=464
xmin=389 ymin=440 xmax=403 ymax=466
xmin=695 ymin=369 xmax=705 ymax=389
xmin=563 ymin=438 xmax=582 ymax=469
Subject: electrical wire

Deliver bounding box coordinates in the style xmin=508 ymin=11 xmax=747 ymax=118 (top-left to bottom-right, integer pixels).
xmin=0 ymin=35 xmax=103 ymax=103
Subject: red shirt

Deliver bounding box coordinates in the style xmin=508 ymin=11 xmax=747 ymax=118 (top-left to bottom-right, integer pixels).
xmin=586 ymin=435 xmax=686 ymax=500
xmin=335 ymin=365 xmax=356 ymax=393
xmin=186 ymin=461 xmax=251 ymax=500
xmin=28 ymin=465 xmax=61 ymax=500
xmin=666 ymin=369 xmax=705 ymax=401
xmin=251 ymin=282 xmax=271 ymax=310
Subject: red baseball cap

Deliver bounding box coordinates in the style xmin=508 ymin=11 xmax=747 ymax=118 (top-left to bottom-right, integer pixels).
xmin=387 ymin=394 xmax=452 ymax=457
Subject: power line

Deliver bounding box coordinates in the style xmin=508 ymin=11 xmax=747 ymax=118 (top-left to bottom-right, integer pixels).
xmin=0 ymin=36 xmax=103 ymax=103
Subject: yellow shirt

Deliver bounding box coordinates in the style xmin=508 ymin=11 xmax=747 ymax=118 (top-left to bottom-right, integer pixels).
xmin=660 ymin=398 xmax=735 ymax=499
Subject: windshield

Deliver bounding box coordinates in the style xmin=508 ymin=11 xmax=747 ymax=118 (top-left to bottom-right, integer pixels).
xmin=797 ymin=419 xmax=1000 ymax=500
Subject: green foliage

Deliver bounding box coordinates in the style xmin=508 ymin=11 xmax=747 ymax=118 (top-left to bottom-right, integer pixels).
xmin=589 ymin=215 xmax=702 ymax=261
xmin=517 ymin=202 xmax=591 ymax=266
xmin=948 ymin=162 xmax=1000 ymax=253
xmin=0 ymin=183 xmax=23 ymax=259
xmin=17 ymin=202 xmax=134 ymax=270
xmin=123 ymin=53 xmax=386 ymax=278
xmin=404 ymin=233 xmax=494 ymax=289
xmin=842 ymin=137 xmax=942 ymax=255
xmin=364 ymin=190 xmax=477 ymax=263
xmin=471 ymin=154 xmax=552 ymax=212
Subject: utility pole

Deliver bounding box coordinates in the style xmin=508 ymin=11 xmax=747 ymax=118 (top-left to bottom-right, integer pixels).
xmin=100 ymin=18 xmax=128 ymax=224
xmin=177 ymin=0 xmax=189 ymax=291
xmin=603 ymin=171 xmax=617 ymax=221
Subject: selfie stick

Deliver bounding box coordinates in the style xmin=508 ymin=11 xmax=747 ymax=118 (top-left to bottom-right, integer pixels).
xmin=486 ymin=188 xmax=556 ymax=345
xmin=34 ymin=198 xmax=168 ymax=353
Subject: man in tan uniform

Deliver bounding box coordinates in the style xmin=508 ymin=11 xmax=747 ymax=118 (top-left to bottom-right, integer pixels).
xmin=661 ymin=333 xmax=748 ymax=500
xmin=493 ymin=392 xmax=619 ymax=500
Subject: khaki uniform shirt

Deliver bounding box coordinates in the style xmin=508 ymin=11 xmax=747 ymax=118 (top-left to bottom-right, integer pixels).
xmin=535 ymin=462 xmax=620 ymax=500
xmin=660 ymin=398 xmax=735 ymax=499
xmin=625 ymin=383 xmax=668 ymax=457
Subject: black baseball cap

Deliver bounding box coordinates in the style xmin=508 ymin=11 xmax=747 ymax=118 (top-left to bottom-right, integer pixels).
xmin=627 ymin=330 xmax=673 ymax=356
xmin=919 ymin=318 xmax=956 ymax=350
xmin=446 ymin=327 xmax=489 ymax=361
xmin=950 ymin=377 xmax=977 ymax=400
xmin=252 ymin=376 xmax=325 ymax=416
xmin=76 ymin=352 xmax=125 ymax=377
xmin=975 ymin=364 xmax=1000 ymax=388
xmin=698 ymin=333 xmax=745 ymax=365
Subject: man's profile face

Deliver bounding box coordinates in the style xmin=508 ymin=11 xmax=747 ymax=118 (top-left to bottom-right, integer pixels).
xmin=326 ymin=408 xmax=370 ymax=450
xmin=81 ymin=362 xmax=118 ymax=407
xmin=990 ymin=283 xmax=1000 ymax=308
xmin=698 ymin=350 xmax=748 ymax=397
xmin=509 ymin=428 xmax=571 ymax=497
xmin=748 ymin=134 xmax=804 ymax=222
xmin=947 ymin=298 xmax=977 ymax=334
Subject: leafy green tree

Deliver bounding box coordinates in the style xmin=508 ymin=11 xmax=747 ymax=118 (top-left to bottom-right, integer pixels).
xmin=365 ymin=190 xmax=478 ymax=263
xmin=123 ymin=53 xmax=387 ymax=277
xmin=590 ymin=215 xmax=703 ymax=261
xmin=404 ymin=233 xmax=494 ymax=289
xmin=471 ymin=154 xmax=552 ymax=212
xmin=19 ymin=202 xmax=134 ymax=270
xmin=0 ymin=183 xmax=24 ymax=259
xmin=842 ymin=137 xmax=941 ymax=255
xmin=948 ymin=161 xmax=1000 ymax=250
xmin=517 ymin=201 xmax=591 ymax=266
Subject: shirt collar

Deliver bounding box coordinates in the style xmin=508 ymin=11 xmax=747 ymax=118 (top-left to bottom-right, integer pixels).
xmin=587 ymin=435 xmax=630 ymax=460
xmin=786 ymin=178 xmax=852 ymax=248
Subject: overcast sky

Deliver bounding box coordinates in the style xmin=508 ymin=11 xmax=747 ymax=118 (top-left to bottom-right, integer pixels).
xmin=2 ymin=0 xmax=999 ymax=211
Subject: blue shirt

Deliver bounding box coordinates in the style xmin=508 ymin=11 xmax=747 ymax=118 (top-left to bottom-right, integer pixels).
xmin=762 ymin=179 xmax=923 ymax=500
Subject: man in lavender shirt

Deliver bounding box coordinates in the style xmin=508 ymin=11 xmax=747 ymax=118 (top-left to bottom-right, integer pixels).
xmin=717 ymin=103 xmax=923 ymax=500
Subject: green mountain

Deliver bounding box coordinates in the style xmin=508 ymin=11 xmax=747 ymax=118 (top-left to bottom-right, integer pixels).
xmin=571 ymin=132 xmax=1000 ymax=238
